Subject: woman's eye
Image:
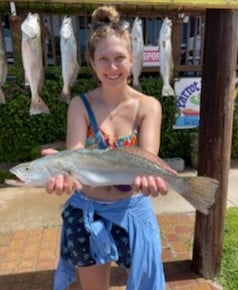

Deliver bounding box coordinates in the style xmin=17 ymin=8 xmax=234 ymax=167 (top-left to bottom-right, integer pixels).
xmin=116 ymin=55 xmax=125 ymax=62
xmin=99 ymin=57 xmax=108 ymax=63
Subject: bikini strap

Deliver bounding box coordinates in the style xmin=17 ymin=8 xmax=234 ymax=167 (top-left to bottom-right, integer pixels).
xmin=79 ymin=93 xmax=107 ymax=149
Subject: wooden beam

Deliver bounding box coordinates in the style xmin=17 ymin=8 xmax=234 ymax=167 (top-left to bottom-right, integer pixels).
xmin=192 ymin=9 xmax=238 ymax=279
xmin=1 ymin=0 xmax=238 ymax=10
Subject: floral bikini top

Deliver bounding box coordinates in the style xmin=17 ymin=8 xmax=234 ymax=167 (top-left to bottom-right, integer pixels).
xmin=86 ymin=126 xmax=138 ymax=149
xmin=80 ymin=93 xmax=141 ymax=149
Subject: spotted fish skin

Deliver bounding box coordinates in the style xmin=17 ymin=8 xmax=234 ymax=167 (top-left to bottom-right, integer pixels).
xmin=21 ymin=12 xmax=50 ymax=115
xmin=131 ymin=17 xmax=144 ymax=90
xmin=60 ymin=16 xmax=79 ymax=104
xmin=6 ymin=146 xmax=218 ymax=215
xmin=159 ymin=17 xmax=175 ymax=96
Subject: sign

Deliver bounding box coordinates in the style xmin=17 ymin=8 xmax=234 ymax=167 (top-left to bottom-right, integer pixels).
xmin=143 ymin=46 xmax=160 ymax=67
xmin=173 ymin=78 xmax=201 ymax=129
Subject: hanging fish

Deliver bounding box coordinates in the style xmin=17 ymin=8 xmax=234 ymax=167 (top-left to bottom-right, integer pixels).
xmin=159 ymin=17 xmax=175 ymax=96
xmin=21 ymin=12 xmax=50 ymax=115
xmin=60 ymin=16 xmax=79 ymax=104
xmin=131 ymin=17 xmax=144 ymax=91
xmin=0 ymin=30 xmax=8 ymax=104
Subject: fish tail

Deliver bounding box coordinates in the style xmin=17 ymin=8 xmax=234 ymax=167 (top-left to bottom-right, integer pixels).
xmin=180 ymin=176 xmax=218 ymax=215
xmin=60 ymin=90 xmax=70 ymax=104
xmin=162 ymin=84 xmax=175 ymax=96
xmin=30 ymin=97 xmax=50 ymax=115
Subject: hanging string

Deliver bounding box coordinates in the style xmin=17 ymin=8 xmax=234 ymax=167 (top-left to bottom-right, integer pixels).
xmin=10 ymin=2 xmax=17 ymax=16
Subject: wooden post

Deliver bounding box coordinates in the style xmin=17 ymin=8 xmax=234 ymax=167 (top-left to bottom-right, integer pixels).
xmin=192 ymin=9 xmax=238 ymax=279
xmin=172 ymin=15 xmax=183 ymax=69
xmin=9 ymin=14 xmax=23 ymax=68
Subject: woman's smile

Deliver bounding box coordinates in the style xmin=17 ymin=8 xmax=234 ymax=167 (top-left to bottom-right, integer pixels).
xmin=105 ymin=73 xmax=121 ymax=80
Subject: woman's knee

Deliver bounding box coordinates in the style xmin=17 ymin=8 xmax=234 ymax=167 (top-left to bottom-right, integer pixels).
xmin=77 ymin=262 xmax=111 ymax=290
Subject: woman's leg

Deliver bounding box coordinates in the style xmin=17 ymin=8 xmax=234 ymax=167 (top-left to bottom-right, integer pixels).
xmin=77 ymin=262 xmax=111 ymax=290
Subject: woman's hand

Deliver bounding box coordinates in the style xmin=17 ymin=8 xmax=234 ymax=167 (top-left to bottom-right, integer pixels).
xmin=132 ymin=168 xmax=177 ymax=197
xmin=41 ymin=148 xmax=83 ymax=195
xmin=133 ymin=176 xmax=168 ymax=197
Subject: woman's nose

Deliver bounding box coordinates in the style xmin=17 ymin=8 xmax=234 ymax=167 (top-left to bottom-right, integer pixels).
xmin=107 ymin=60 xmax=118 ymax=69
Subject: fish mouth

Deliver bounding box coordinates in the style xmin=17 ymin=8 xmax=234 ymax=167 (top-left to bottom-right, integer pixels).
xmin=5 ymin=179 xmax=27 ymax=187
xmin=5 ymin=169 xmax=28 ymax=187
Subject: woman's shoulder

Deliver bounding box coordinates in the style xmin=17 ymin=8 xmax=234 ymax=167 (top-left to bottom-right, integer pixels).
xmin=138 ymin=93 xmax=162 ymax=114
xmin=69 ymin=90 xmax=95 ymax=106
xmin=68 ymin=93 xmax=90 ymax=116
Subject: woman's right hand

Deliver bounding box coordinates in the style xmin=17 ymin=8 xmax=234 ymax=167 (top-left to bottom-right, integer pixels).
xmin=41 ymin=148 xmax=83 ymax=195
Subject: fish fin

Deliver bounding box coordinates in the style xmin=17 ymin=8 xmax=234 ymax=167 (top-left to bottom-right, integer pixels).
xmin=30 ymin=97 xmax=50 ymax=115
xmin=181 ymin=176 xmax=219 ymax=215
xmin=60 ymin=64 xmax=79 ymax=104
xmin=0 ymin=88 xmax=6 ymax=104
xmin=71 ymin=63 xmax=79 ymax=85
xmin=162 ymin=84 xmax=175 ymax=96
xmin=37 ymin=67 xmax=44 ymax=92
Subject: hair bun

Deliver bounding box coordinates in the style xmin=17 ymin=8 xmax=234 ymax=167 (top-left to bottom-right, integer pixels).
xmin=91 ymin=5 xmax=120 ymax=24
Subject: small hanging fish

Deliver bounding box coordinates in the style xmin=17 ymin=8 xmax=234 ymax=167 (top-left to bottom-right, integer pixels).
xmin=131 ymin=17 xmax=144 ymax=91
xmin=21 ymin=12 xmax=50 ymax=115
xmin=0 ymin=30 xmax=8 ymax=104
xmin=159 ymin=17 xmax=175 ymax=96
xmin=60 ymin=16 xmax=79 ymax=104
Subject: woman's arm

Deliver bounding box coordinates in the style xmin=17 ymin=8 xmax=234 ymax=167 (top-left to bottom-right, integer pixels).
xmin=133 ymin=95 xmax=175 ymax=197
xmin=138 ymin=96 xmax=162 ymax=154
xmin=42 ymin=96 xmax=88 ymax=195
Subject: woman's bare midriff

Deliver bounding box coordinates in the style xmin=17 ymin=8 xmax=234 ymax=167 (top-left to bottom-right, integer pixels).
xmin=79 ymin=185 xmax=139 ymax=201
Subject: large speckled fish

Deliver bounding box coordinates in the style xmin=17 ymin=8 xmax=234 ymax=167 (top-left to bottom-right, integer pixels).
xmin=21 ymin=12 xmax=50 ymax=115
xmin=60 ymin=16 xmax=79 ymax=104
xmin=0 ymin=30 xmax=8 ymax=104
xmin=5 ymin=146 xmax=218 ymax=215
xmin=159 ymin=17 xmax=175 ymax=96
xmin=131 ymin=17 xmax=144 ymax=90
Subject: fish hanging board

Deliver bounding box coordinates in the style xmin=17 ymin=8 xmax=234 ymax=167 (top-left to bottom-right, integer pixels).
xmin=10 ymin=0 xmax=238 ymax=10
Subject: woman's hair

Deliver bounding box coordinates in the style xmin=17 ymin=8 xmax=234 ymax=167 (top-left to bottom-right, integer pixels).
xmin=91 ymin=5 xmax=120 ymax=24
xmin=86 ymin=5 xmax=132 ymax=65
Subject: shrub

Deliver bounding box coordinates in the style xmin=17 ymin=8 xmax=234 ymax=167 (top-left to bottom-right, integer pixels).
xmin=0 ymin=70 xmax=237 ymax=166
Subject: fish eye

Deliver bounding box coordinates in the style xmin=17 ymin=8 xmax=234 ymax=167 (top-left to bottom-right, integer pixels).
xmin=25 ymin=167 xmax=29 ymax=171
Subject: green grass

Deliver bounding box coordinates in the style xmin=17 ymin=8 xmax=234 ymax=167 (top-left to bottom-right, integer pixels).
xmin=218 ymin=207 xmax=238 ymax=290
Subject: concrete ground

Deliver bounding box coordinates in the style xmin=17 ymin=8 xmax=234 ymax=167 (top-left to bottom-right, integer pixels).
xmin=0 ymin=167 xmax=237 ymax=234
xmin=0 ymin=166 xmax=235 ymax=290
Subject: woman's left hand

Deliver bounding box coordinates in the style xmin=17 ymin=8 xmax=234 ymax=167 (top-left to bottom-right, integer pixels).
xmin=133 ymin=176 xmax=169 ymax=197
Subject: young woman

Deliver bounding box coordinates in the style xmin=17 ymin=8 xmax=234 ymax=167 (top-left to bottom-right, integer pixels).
xmin=43 ymin=5 xmax=174 ymax=290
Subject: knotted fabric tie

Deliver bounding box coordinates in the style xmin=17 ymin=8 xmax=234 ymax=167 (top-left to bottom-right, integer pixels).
xmin=83 ymin=200 xmax=119 ymax=264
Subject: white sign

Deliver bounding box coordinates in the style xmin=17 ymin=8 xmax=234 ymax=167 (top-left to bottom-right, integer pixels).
xmin=173 ymin=78 xmax=201 ymax=129
xmin=143 ymin=46 xmax=160 ymax=67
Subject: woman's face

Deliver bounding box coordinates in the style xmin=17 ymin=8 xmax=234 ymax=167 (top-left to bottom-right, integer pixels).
xmin=90 ymin=35 xmax=133 ymax=87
